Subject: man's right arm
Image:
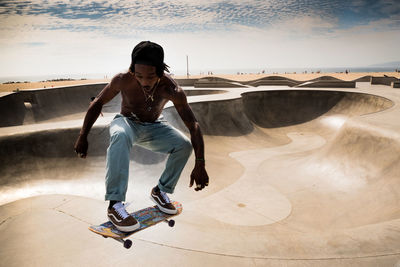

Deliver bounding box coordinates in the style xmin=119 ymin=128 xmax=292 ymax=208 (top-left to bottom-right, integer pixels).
xmin=74 ymin=75 xmax=121 ymax=158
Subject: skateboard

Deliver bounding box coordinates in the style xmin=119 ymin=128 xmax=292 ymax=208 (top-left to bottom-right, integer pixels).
xmin=89 ymin=201 xmax=182 ymax=249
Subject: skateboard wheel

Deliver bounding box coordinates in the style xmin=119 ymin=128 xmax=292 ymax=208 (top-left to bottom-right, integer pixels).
xmin=103 ymin=236 xmax=108 ymax=239
xmin=124 ymin=239 xmax=132 ymax=249
xmin=168 ymin=219 xmax=175 ymax=227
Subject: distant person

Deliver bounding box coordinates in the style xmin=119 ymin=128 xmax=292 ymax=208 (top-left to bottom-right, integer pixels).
xmin=74 ymin=41 xmax=209 ymax=232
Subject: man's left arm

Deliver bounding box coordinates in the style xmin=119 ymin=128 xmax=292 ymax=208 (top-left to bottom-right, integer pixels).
xmin=172 ymin=88 xmax=209 ymax=191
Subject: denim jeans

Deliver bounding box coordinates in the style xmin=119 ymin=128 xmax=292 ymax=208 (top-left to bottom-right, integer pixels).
xmin=105 ymin=114 xmax=192 ymax=201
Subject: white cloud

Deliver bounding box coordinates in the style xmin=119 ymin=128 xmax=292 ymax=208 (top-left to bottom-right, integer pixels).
xmin=270 ymin=15 xmax=338 ymax=37
xmin=1 ymin=0 xmax=400 ymax=77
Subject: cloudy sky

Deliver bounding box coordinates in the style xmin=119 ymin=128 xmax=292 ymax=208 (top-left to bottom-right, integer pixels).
xmin=1 ymin=0 xmax=400 ymax=78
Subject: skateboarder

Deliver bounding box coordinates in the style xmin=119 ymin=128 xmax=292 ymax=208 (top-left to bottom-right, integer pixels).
xmin=74 ymin=41 xmax=209 ymax=232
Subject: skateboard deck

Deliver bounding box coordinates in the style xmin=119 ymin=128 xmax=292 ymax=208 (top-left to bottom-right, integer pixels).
xmin=89 ymin=201 xmax=182 ymax=249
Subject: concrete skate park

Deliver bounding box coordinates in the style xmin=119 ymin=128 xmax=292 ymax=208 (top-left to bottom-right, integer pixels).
xmin=0 ymin=75 xmax=400 ymax=266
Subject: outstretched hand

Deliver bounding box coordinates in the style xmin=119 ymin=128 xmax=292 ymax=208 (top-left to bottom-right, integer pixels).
xmin=74 ymin=135 xmax=88 ymax=158
xmin=189 ymin=162 xmax=209 ymax=191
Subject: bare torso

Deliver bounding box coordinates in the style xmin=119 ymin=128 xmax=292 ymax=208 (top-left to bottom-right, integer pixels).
xmin=116 ymin=72 xmax=179 ymax=122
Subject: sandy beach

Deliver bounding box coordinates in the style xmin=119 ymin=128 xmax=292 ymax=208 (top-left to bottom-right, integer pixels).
xmin=0 ymin=78 xmax=110 ymax=93
xmin=0 ymin=72 xmax=399 ymax=93
xmin=180 ymin=71 xmax=400 ymax=82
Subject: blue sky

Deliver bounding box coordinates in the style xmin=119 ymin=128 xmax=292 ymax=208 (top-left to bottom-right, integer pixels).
xmin=0 ymin=0 xmax=399 ymax=77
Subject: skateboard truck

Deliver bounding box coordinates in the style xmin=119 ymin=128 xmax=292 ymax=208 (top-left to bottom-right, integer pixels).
xmin=109 ymin=237 xmax=133 ymax=249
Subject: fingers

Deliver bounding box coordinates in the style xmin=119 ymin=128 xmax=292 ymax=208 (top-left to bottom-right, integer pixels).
xmin=193 ymin=175 xmax=209 ymax=191
xmin=74 ymin=139 xmax=88 ymax=158
xmin=194 ymin=183 xmax=206 ymax=191
xmin=190 ymin=164 xmax=210 ymax=191
xmin=75 ymin=150 xmax=86 ymax=158
xmin=190 ymin=177 xmax=203 ymax=191
xmin=74 ymin=148 xmax=87 ymax=158
xmin=201 ymin=173 xmax=209 ymax=189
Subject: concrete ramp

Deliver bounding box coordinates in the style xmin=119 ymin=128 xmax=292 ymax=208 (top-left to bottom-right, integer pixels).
xmin=1 ymin=83 xmax=400 ymax=266
xmin=297 ymin=80 xmax=356 ymax=88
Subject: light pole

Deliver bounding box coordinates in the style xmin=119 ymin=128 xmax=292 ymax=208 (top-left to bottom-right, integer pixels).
xmin=186 ymin=55 xmax=189 ymax=78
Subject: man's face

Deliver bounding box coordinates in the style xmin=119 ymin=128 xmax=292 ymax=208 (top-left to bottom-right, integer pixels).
xmin=134 ymin=64 xmax=159 ymax=90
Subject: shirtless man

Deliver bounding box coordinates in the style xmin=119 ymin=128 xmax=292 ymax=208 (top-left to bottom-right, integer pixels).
xmin=74 ymin=41 xmax=209 ymax=232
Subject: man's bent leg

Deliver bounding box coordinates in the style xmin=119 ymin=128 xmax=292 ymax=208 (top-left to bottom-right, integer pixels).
xmin=158 ymin=134 xmax=192 ymax=193
xmin=140 ymin=122 xmax=193 ymax=194
xmin=105 ymin=115 xmax=136 ymax=202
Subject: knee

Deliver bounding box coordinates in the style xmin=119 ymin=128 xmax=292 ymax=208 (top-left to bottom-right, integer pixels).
xmin=178 ymin=137 xmax=193 ymax=156
xmin=110 ymin=127 xmax=132 ymax=146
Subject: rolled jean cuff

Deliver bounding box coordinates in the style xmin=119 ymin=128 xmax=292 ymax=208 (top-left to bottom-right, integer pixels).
xmin=105 ymin=193 xmax=125 ymax=202
xmin=157 ymin=182 xmax=174 ymax=194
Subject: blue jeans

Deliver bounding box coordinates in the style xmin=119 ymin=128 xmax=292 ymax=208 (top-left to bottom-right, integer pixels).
xmin=105 ymin=114 xmax=193 ymax=201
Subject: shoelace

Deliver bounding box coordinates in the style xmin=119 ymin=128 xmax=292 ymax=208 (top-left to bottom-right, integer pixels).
xmin=114 ymin=202 xmax=131 ymax=219
xmin=159 ymin=191 xmax=171 ymax=204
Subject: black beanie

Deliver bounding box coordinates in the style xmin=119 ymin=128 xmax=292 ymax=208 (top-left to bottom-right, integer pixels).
xmin=130 ymin=41 xmax=169 ymax=77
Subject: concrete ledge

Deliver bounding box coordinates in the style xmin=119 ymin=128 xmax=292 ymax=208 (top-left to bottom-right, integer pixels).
xmin=297 ymin=81 xmax=356 ymax=88
xmin=193 ymin=77 xmax=247 ymax=88
xmin=175 ymin=78 xmax=198 ymax=86
xmin=246 ymin=79 xmax=299 ymax=87
xmin=353 ymin=75 xmax=372 ymax=82
xmin=243 ymin=76 xmax=300 ymax=87
xmin=371 ymin=76 xmax=399 ymax=86
xmin=0 ymin=83 xmax=107 ymax=126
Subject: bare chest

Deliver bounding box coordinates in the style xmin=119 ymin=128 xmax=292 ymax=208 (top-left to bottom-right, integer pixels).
xmin=120 ymin=84 xmax=170 ymax=121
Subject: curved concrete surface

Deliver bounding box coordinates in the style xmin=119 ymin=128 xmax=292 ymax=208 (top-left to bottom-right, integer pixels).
xmin=1 ymin=82 xmax=400 ymax=266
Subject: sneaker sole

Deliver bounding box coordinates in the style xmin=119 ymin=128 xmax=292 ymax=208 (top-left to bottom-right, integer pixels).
xmin=149 ymin=196 xmax=178 ymax=215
